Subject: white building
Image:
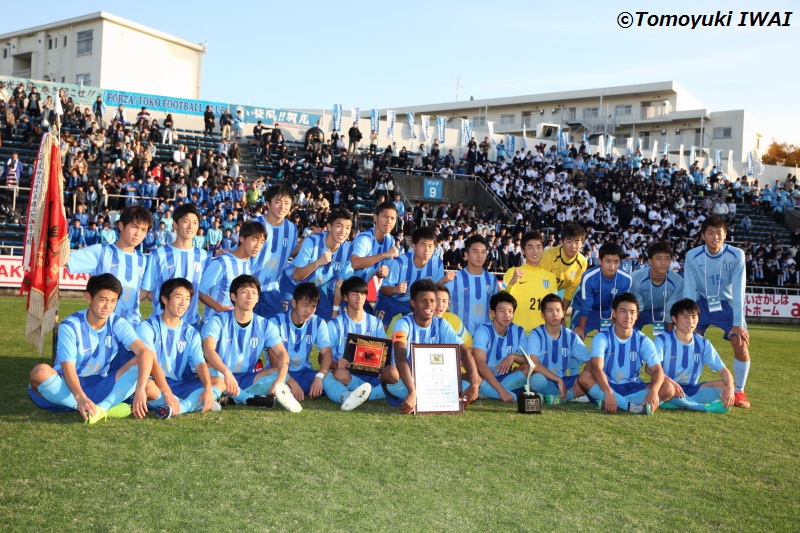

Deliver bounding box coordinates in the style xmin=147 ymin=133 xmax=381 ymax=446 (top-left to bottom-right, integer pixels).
xmin=0 ymin=12 xmax=206 ymax=99
xmin=392 ymin=81 xmax=766 ymax=169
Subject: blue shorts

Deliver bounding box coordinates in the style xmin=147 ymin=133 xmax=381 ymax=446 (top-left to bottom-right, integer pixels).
xmin=373 ymin=296 xmax=411 ymax=328
xmin=167 ymin=374 xmax=204 ymax=398
xmin=531 ymin=374 xmax=578 ymax=395
xmin=609 ymin=381 xmax=649 ymax=398
xmin=28 ymin=373 xmax=117 ymax=413
xmin=254 ymin=288 xmax=287 ymax=320
xmin=570 ymin=313 xmax=608 ymax=336
xmin=678 ymin=382 xmax=705 ymax=397
xmin=289 ymin=367 xmax=318 ymax=394
xmin=232 ymin=371 xmax=258 ymax=390
xmin=697 ymin=297 xmax=745 ymax=341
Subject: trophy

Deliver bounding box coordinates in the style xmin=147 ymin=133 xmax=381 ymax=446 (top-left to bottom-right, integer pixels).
xmin=517 ymin=349 xmax=542 ymax=414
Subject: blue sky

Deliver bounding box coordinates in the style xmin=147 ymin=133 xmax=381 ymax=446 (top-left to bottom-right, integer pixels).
xmin=3 ymin=0 xmax=798 ymax=143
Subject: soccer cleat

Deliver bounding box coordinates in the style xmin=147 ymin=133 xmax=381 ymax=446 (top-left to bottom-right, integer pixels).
xmin=572 ymin=395 xmax=590 ymax=403
xmin=705 ymin=400 xmax=731 ymax=414
xmin=106 ymin=403 xmax=132 ymax=418
xmin=211 ymin=401 xmax=222 ymax=412
xmin=733 ymin=391 xmax=751 ymax=408
xmin=246 ymin=395 xmax=275 ymax=408
xmin=218 ymin=395 xmax=237 ymax=407
xmin=151 ymin=405 xmax=172 ymax=419
xmin=86 ymin=407 xmax=108 ymax=424
xmin=342 ymin=383 xmax=372 ymax=411
xmin=273 ymin=383 xmax=302 ymax=413
xmin=544 ymin=394 xmax=561 ymax=406
xmin=596 ymin=400 xmax=605 ymax=411
xmin=659 ymin=402 xmax=678 ymax=410
xmin=628 ymin=403 xmax=652 ymax=415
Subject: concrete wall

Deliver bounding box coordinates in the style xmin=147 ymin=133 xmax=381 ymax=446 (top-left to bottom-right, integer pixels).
xmin=392 ymin=173 xmax=506 ymax=216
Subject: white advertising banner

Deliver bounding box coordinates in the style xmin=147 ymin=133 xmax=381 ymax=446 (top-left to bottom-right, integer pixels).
xmin=0 ymin=256 xmax=89 ymax=290
xmin=745 ymin=292 xmax=800 ymax=318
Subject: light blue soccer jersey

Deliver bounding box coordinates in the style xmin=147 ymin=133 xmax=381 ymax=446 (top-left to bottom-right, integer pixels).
xmin=526 ymin=325 xmax=590 ymax=378
xmin=136 ymin=316 xmax=204 ymax=381
xmin=472 ymin=322 xmax=526 ymax=376
xmin=328 ymin=312 xmax=386 ymax=362
xmin=201 ymin=311 xmax=282 ymax=374
xmin=654 ymin=330 xmax=725 ymax=386
xmin=374 ymin=252 xmax=444 ymax=325
xmin=445 ymin=269 xmax=499 ymax=336
xmin=393 ymin=315 xmax=462 ymax=368
xmin=350 ymin=228 xmax=394 ymax=281
xmin=269 ymin=311 xmax=331 ymax=371
xmin=573 ymin=267 xmax=633 ymax=321
xmin=143 ymin=245 xmax=210 ymax=325
xmin=198 ymin=253 xmax=251 ymax=321
xmin=67 ymin=244 xmax=147 ymax=325
xmin=630 ymin=267 xmax=684 ymax=323
xmin=590 ymin=328 xmax=661 ymax=385
xmin=250 ymin=217 xmax=298 ymax=292
xmin=683 ymin=244 xmax=747 ymax=325
xmin=54 ymin=310 xmax=139 ymax=378
xmin=282 ymin=232 xmax=353 ymax=299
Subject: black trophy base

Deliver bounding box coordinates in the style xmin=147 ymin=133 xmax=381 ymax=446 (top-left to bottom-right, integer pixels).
xmin=517 ymin=392 xmax=543 ymax=414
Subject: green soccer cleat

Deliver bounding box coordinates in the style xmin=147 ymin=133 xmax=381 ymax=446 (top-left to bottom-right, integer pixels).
xmin=659 ymin=402 xmax=678 ymax=410
xmin=704 ymin=401 xmax=730 ymax=414
xmin=85 ymin=407 xmax=107 ymax=424
xmin=106 ymin=403 xmax=132 ymax=418
xmin=544 ymin=394 xmax=561 ymax=406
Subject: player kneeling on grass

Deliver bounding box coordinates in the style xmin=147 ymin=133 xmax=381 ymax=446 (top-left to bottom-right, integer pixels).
xmin=325 ymin=276 xmax=390 ymax=410
xmin=652 ymin=298 xmax=734 ymax=413
xmin=576 ymin=292 xmax=674 ymax=415
xmin=472 ymin=292 xmax=528 ymax=403
xmin=268 ymin=283 xmax=333 ymax=402
xmin=201 ymin=274 xmax=301 ymax=412
xmin=525 ymin=294 xmax=590 ymax=405
xmin=137 ymin=278 xmax=224 ymax=418
xmin=382 ymin=279 xmax=481 ymax=414
xmin=28 ymin=273 xmax=156 ymax=424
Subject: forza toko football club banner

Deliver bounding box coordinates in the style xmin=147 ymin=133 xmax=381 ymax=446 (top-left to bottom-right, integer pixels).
xmin=386 ymin=110 xmax=396 ymax=140
xmin=370 ymin=109 xmax=380 ymax=136
xmin=332 ymin=104 xmax=342 ymax=132
xmin=407 ymin=113 xmax=417 ymax=140
xmin=436 ymin=116 xmax=446 ymax=145
xmin=421 ymin=115 xmax=431 ymax=144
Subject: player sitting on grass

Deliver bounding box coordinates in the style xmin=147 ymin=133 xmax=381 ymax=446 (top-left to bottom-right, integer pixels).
xmin=502 ymin=230 xmax=557 ymax=334
xmin=652 ymin=298 xmax=734 ymax=413
xmin=382 ymin=279 xmax=481 ymax=413
xmin=137 ymin=278 xmax=224 ymax=418
xmin=28 ymin=273 xmax=156 ymax=424
xmin=201 ymin=274 xmax=301 ymax=412
xmin=325 ymin=276 xmax=390 ymax=410
xmin=576 ymin=292 xmax=674 ymax=415
xmin=268 ymin=283 xmax=333 ymax=402
xmin=67 ymin=205 xmax=153 ymax=326
xmin=198 ymin=221 xmax=266 ymax=326
xmin=472 ymin=292 xmax=528 ymax=403
xmin=526 ymin=293 xmax=590 ymax=405
xmin=385 ymin=284 xmax=472 ymax=348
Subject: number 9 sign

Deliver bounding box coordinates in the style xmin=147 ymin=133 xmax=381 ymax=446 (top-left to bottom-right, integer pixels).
xmin=423 ymin=179 xmax=442 ymax=200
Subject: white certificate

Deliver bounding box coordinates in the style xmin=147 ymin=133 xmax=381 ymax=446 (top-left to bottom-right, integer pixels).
xmin=411 ymin=344 xmax=463 ymax=414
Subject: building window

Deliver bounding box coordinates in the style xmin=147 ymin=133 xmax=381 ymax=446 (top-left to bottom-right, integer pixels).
xmin=615 ymin=105 xmax=632 ymax=116
xmin=521 ymin=111 xmax=532 ymax=128
xmin=48 ymin=38 xmax=53 ymax=50
xmin=583 ymin=107 xmax=599 ymax=119
xmin=75 ymin=73 xmax=91 ymax=86
xmin=565 ymin=107 xmax=577 ymax=121
xmin=76 ymin=30 xmax=93 ymax=56
xmin=472 ymin=116 xmax=486 ymax=128
xmin=500 ymin=114 xmax=515 ymax=125
xmin=2 ymin=49 xmax=7 ymax=59
xmin=713 ymin=127 xmax=732 ymax=139
xmin=64 ymin=36 xmax=68 ymax=47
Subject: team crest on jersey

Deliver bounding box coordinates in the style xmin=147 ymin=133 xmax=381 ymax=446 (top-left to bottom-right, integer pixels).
xmin=569 ymin=272 xmax=577 ymax=279
xmin=723 ymin=262 xmax=733 ymax=272
xmin=177 ymin=341 xmax=187 ymax=353
xmin=304 ymin=335 xmax=312 ymax=345
xmin=138 ymin=266 xmax=144 ymax=276
xmin=610 ymin=288 xmax=619 ymax=295
xmin=249 ymin=337 xmax=259 ymax=349
xmin=333 ymin=261 xmax=341 ymax=271
xmin=543 ymin=280 xmax=550 ymax=289
xmin=561 ymin=347 xmax=570 ymax=359
xmin=694 ymin=352 xmax=702 ymax=363
xmin=629 ymin=350 xmax=638 ymax=361
xmin=283 ymin=238 xmax=289 ymax=247
xmin=194 ymin=262 xmax=202 ymax=273
xmin=506 ymin=346 xmax=515 ymax=354
xmin=104 ymin=335 xmax=113 ymax=348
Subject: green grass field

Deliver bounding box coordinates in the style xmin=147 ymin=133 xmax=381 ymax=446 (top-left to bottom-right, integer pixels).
xmin=1 ymin=296 xmax=798 ymax=532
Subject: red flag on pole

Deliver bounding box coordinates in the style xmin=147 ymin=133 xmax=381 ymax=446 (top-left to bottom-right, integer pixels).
xmin=20 ymin=130 xmax=69 ymax=354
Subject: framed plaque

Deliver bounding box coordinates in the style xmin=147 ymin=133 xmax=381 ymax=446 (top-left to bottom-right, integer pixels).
xmin=411 ymin=344 xmax=463 ymax=415
xmin=343 ymin=334 xmax=392 ymax=376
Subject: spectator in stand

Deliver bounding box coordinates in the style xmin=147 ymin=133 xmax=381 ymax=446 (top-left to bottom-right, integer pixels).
xmin=233 ymin=110 xmax=245 ymax=141
xmin=203 ymin=105 xmax=215 ymax=136
xmin=348 ymin=122 xmax=362 ymax=155
xmin=220 ymin=108 xmax=233 ymax=141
